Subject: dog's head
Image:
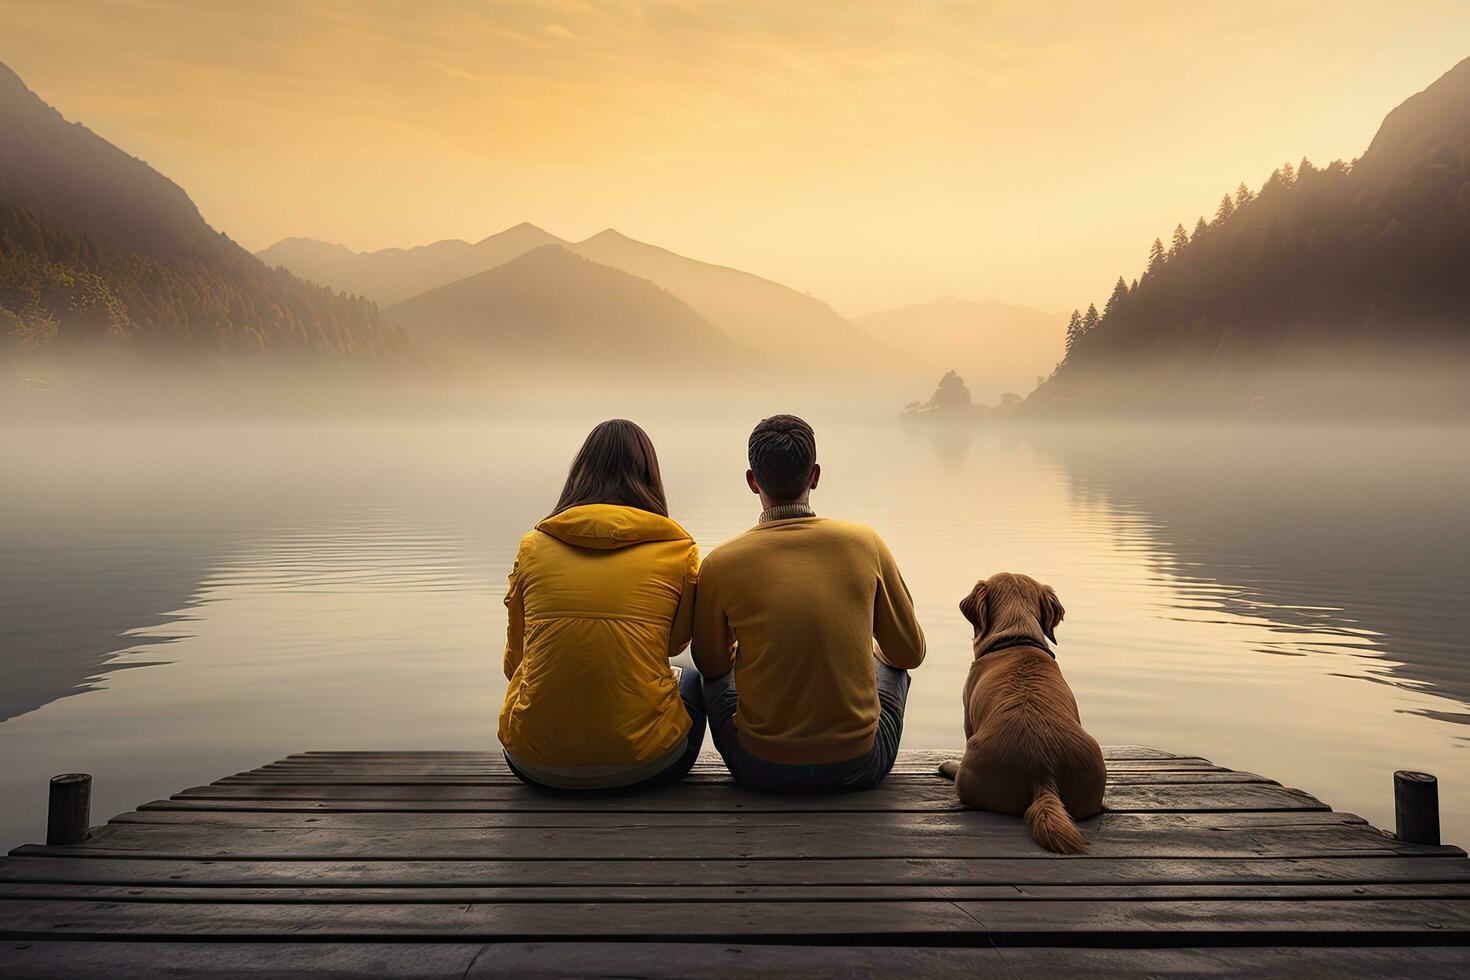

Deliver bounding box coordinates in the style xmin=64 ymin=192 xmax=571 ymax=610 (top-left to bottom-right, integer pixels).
xmin=959 ymin=572 xmax=1065 ymax=650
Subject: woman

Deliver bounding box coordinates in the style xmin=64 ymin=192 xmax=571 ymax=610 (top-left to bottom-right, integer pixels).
xmin=499 ymin=419 xmax=705 ymax=790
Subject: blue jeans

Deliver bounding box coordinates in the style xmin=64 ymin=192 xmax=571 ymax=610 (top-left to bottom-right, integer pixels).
xmin=505 ymin=664 xmax=707 ymax=792
xmin=702 ymin=658 xmax=911 ymax=793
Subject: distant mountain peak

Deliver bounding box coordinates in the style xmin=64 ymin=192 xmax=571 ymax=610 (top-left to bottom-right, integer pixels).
xmin=264 ymin=236 xmax=356 ymax=254
xmin=582 ymin=228 xmax=633 ymax=244
xmin=511 ymin=242 xmax=581 ymax=264
xmin=473 ymin=222 xmax=558 ymax=247
xmin=0 ymin=61 xmax=29 ymax=97
xmin=1358 ymin=56 xmax=1470 ymax=179
xmin=381 ymin=238 xmax=742 ymax=368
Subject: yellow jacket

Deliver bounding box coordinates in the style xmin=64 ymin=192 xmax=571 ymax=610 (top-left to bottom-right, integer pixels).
xmin=499 ymin=503 xmax=699 ymax=768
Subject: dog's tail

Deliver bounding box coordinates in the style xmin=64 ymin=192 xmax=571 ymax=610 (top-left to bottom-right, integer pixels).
xmin=1025 ymin=777 xmax=1087 ymax=854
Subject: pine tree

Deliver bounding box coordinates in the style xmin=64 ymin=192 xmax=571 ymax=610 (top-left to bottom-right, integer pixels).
xmin=1082 ymin=303 xmax=1100 ymax=333
xmin=1064 ymin=308 xmax=1083 ymax=359
xmin=1234 ymin=182 xmax=1255 ymax=207
xmin=1193 ymin=216 xmax=1208 ymax=240
xmin=1215 ymin=194 xmax=1235 ymax=223
xmin=1171 ymin=223 xmax=1190 ymax=255
xmin=1148 ymin=237 xmax=1166 ymax=270
xmin=1281 ymin=160 xmax=1296 ymax=184
xmin=1104 ymin=276 xmax=1128 ymax=317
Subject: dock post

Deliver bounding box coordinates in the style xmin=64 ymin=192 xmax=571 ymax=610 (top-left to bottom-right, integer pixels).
xmin=46 ymin=773 xmax=91 ymax=845
xmin=1394 ymin=770 xmax=1440 ymax=845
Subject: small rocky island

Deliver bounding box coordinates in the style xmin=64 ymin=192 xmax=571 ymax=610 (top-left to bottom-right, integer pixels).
xmin=904 ymin=370 xmax=1023 ymax=420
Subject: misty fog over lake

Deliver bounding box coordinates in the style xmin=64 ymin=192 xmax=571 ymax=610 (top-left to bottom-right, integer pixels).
xmin=1 ymin=393 xmax=1466 ymax=849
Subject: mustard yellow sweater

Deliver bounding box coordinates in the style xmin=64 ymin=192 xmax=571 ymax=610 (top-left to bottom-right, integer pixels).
xmin=691 ymin=516 xmax=925 ymax=764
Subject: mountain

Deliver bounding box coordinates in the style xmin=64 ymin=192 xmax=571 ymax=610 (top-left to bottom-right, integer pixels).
xmin=1026 ymin=57 xmax=1470 ymax=416
xmin=0 ymin=62 xmax=401 ymax=358
xmin=854 ymin=296 xmax=1064 ymax=399
xmin=257 ymin=223 xmax=566 ymax=308
xmin=383 ymin=244 xmax=745 ymax=368
xmin=566 ymin=229 xmax=893 ymax=369
xmin=263 ymin=226 xmax=901 ymax=373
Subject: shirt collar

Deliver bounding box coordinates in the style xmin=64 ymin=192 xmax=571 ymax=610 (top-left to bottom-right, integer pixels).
xmin=758 ymin=503 xmax=817 ymax=523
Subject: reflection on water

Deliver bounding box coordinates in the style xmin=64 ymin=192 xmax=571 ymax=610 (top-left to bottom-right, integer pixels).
xmin=0 ymin=415 xmax=1466 ymax=848
xmin=1032 ymin=424 xmax=1470 ymax=721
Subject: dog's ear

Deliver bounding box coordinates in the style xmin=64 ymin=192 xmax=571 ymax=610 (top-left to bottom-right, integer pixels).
xmin=1038 ymin=585 xmax=1065 ymax=644
xmin=959 ymin=581 xmax=988 ymax=636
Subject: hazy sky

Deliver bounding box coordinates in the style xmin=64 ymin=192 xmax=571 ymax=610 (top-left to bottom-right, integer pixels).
xmin=3 ymin=1 xmax=1466 ymax=314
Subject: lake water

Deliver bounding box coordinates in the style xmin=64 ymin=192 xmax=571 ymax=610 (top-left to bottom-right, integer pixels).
xmin=1 ymin=409 xmax=1467 ymax=849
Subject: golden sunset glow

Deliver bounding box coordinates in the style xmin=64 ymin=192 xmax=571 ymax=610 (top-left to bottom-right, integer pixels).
xmin=3 ymin=0 xmax=1466 ymax=312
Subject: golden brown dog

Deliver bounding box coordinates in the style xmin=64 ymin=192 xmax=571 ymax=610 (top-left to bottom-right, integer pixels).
xmin=938 ymin=573 xmax=1105 ymax=853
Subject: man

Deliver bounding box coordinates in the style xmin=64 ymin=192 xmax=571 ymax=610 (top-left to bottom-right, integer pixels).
xmin=692 ymin=414 xmax=925 ymax=792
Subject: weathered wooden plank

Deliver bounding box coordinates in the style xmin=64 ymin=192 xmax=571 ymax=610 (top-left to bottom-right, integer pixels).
xmin=7 ymin=855 xmax=1466 ymax=888
xmin=292 ymin=758 xmax=499 ymax=764
xmin=5 ymin=881 xmax=1470 ymax=905
xmin=169 ymin=781 xmax=1326 ymax=813
xmin=2 ymin=897 xmax=1468 ymax=941
xmin=78 ymin=807 xmax=1375 ymax=834
xmin=220 ymin=764 xmax=1228 ymax=787
xmin=266 ymin=751 xmax=1200 ymax=764
xmin=0 ymin=941 xmax=1013 ymax=979
xmin=108 ymin=807 xmax=1343 ymax=832
xmin=997 ymin=946 xmax=1470 ymax=978
xmin=962 ymin=897 xmax=1470 ymax=938
xmin=0 ymin=942 xmax=489 ymax=980
xmin=131 ymin=785 xmax=1300 ymax=815
xmin=289 ymin=752 xmax=1193 ymax=764
xmin=13 ymin=817 xmax=1446 ymax=861
xmin=1105 ymin=782 xmax=1325 ymax=811
xmin=230 ymin=770 xmax=1274 ymax=790
xmin=7 ymin=941 xmax=1465 ymax=980
xmin=236 ymin=761 xmax=1227 ymax=780
xmin=0 ymin=898 xmax=986 ymax=940
xmin=260 ymin=756 xmax=1201 ymax=771
xmin=5 ymin=942 xmax=1465 ymax=980
xmin=245 ymin=756 xmax=1216 ymax=768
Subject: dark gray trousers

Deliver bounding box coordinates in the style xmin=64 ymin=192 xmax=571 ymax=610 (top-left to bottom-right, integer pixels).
xmin=701 ymin=658 xmax=911 ymax=793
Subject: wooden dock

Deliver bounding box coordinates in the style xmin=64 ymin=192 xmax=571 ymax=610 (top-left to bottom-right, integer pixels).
xmin=1 ymin=747 xmax=1468 ymax=977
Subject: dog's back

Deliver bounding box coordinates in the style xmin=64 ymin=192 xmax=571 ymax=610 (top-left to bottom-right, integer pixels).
xmin=945 ymin=573 xmax=1105 ymax=854
xmin=954 ymin=648 xmax=1106 ymax=854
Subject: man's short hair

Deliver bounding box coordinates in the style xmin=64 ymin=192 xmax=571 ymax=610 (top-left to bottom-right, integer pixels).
xmin=748 ymin=415 xmax=816 ymax=501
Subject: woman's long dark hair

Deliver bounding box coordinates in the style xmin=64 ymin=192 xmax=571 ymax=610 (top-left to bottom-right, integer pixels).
xmin=552 ymin=419 xmax=669 ymax=517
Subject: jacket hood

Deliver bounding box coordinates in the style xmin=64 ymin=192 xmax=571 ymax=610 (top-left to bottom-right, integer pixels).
xmin=536 ymin=504 xmax=692 ymax=550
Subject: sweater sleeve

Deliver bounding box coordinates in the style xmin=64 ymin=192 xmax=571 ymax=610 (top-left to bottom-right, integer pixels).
xmin=502 ymin=539 xmax=528 ymax=681
xmin=872 ymin=531 xmax=926 ymax=669
xmin=667 ymin=543 xmax=699 ymax=657
xmin=691 ymin=552 xmax=736 ymax=677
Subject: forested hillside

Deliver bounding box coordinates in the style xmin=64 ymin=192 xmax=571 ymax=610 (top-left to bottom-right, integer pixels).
xmin=0 ymin=62 xmax=402 ymax=357
xmin=1029 ymin=57 xmax=1470 ymax=415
